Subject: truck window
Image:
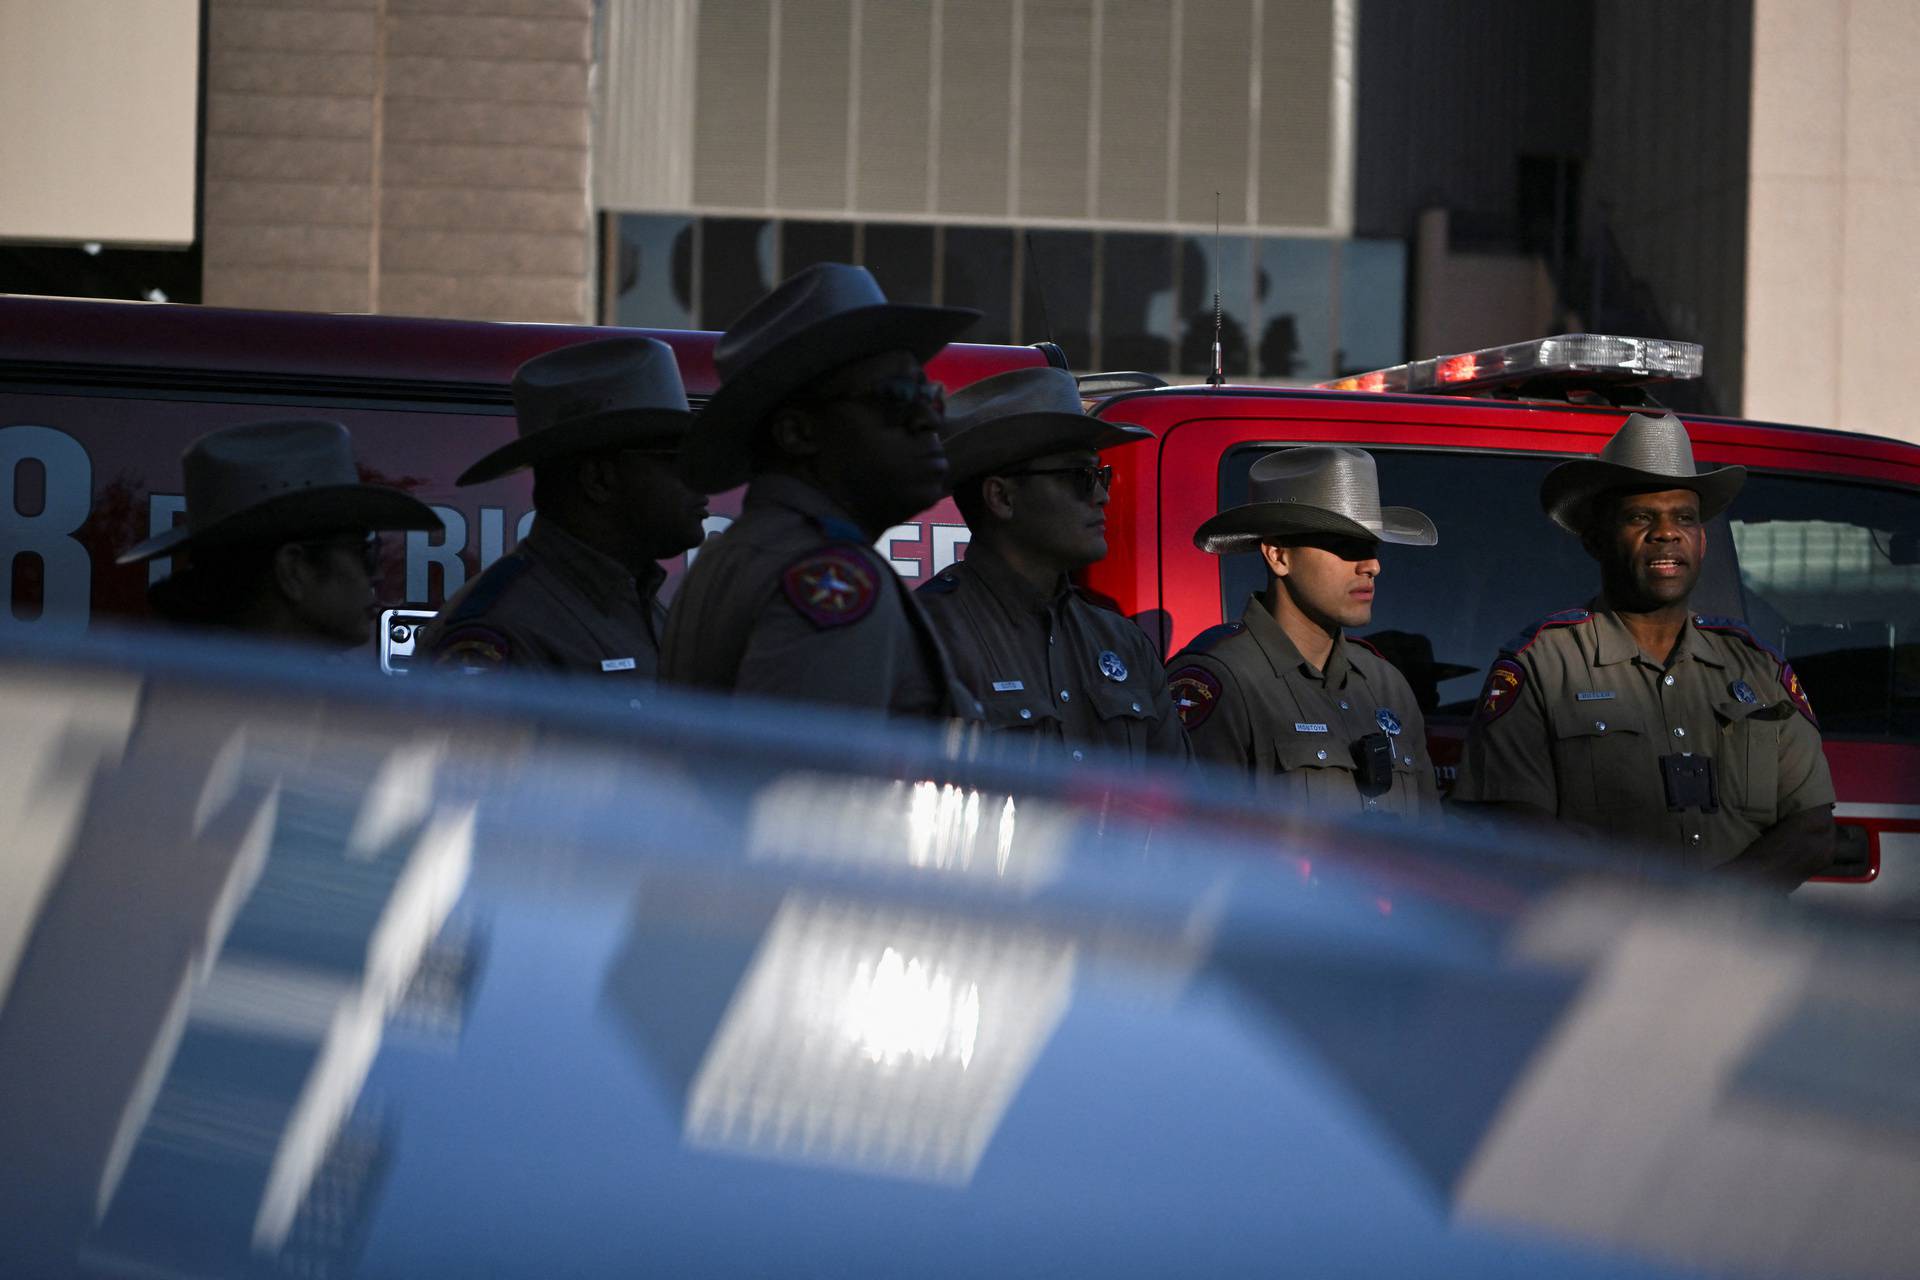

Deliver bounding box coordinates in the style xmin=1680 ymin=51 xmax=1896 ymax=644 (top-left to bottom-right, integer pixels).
xmin=1215 ymin=447 xmax=1751 ymax=719
xmin=1729 ymin=474 xmax=1920 ymax=741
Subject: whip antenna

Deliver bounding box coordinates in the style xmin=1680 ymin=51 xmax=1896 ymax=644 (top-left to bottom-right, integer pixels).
xmin=1024 ymin=231 xmax=1056 ymax=347
xmin=1207 ymin=191 xmax=1226 ymax=386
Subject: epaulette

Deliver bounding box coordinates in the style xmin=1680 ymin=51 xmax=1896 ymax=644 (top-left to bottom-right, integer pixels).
xmin=1693 ymin=614 xmax=1818 ymax=725
xmin=1347 ymin=634 xmax=1384 ymax=659
xmin=1176 ymin=621 xmax=1243 ymax=657
xmin=1499 ymin=608 xmax=1591 ymax=655
xmin=444 ymin=551 xmax=532 ymax=623
xmin=917 ymin=568 xmax=960 ymax=597
xmin=809 ymin=513 xmax=871 ymax=546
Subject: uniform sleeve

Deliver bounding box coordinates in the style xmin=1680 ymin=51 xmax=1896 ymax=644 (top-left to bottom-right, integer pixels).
xmin=424 ymin=617 xmax=539 ymax=676
xmin=1168 ymin=655 xmax=1252 ymax=776
xmin=734 ymin=556 xmax=910 ymax=711
xmin=1450 ymin=651 xmax=1558 ymax=815
xmin=1775 ymin=708 xmax=1837 ymax=816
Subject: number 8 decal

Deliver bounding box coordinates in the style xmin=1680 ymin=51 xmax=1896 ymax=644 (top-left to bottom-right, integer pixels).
xmin=0 ymin=426 xmax=92 ymax=636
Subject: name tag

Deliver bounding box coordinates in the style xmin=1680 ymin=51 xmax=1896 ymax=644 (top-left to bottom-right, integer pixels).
xmin=991 ymin=680 xmax=1025 ymax=692
xmin=1294 ymin=723 xmax=1329 ymax=733
xmin=601 ymin=658 xmax=637 ymax=672
xmin=1575 ymin=690 xmax=1616 ymax=701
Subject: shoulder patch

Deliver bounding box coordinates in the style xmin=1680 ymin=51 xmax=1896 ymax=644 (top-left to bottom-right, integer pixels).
xmin=1178 ymin=622 xmax=1244 ymax=657
xmin=917 ymin=569 xmax=960 ymax=597
xmin=1694 ymin=615 xmax=1817 ymax=725
xmin=432 ymin=625 xmax=512 ymax=674
xmin=1167 ymin=664 xmax=1224 ymax=732
xmin=1472 ymin=658 xmax=1527 ymax=725
xmin=1500 ymin=608 xmax=1591 ymax=656
xmin=781 ymin=547 xmax=881 ymax=628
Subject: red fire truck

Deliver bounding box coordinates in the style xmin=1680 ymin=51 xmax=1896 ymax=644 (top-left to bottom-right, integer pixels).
xmin=3 ymin=298 xmax=1915 ymax=908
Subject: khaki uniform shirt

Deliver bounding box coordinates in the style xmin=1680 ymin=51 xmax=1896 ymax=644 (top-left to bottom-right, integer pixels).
xmin=917 ymin=548 xmax=1190 ymax=766
xmin=1451 ymin=606 xmax=1835 ymax=868
xmin=659 ymin=474 xmax=979 ymax=719
xmin=420 ymin=517 xmax=667 ymax=689
xmin=1166 ymin=596 xmax=1440 ymax=820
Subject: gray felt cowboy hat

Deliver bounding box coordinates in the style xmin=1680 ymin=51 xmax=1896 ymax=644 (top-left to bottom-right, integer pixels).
xmin=939 ymin=367 xmax=1151 ymax=485
xmin=118 ymin=418 xmax=440 ymax=565
xmin=458 ymin=336 xmax=693 ymax=486
xmin=1193 ymin=446 xmax=1437 ymax=554
xmin=682 ymin=263 xmax=979 ymax=494
xmin=1539 ymin=412 xmax=1746 ymax=533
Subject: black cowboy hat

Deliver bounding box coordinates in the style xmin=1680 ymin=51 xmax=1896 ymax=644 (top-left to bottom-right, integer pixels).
xmin=1193 ymin=446 xmax=1437 ymax=554
xmin=1539 ymin=412 xmax=1746 ymax=533
xmin=681 ymin=264 xmax=979 ymax=494
xmin=118 ymin=419 xmax=440 ymax=565
xmin=939 ymin=367 xmax=1150 ymax=486
xmin=457 ymin=336 xmax=694 ymax=486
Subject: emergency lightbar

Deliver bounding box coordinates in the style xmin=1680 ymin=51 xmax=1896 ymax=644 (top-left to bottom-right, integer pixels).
xmin=1318 ymin=334 xmax=1703 ymax=395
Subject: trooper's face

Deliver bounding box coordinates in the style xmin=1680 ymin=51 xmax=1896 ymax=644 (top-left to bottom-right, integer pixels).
xmin=993 ymin=448 xmax=1111 ymax=571
xmin=800 ymin=349 xmax=950 ymax=527
xmin=1588 ymin=487 xmax=1705 ymax=609
xmin=287 ymin=530 xmax=381 ymax=648
xmin=1262 ymin=533 xmax=1382 ymax=630
xmin=609 ymin=447 xmax=711 ymax=560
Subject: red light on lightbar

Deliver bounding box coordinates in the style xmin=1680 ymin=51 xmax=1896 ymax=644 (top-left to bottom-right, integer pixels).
xmin=1437 ymin=354 xmax=1480 ymax=383
xmin=1355 ymin=372 xmax=1387 ymax=393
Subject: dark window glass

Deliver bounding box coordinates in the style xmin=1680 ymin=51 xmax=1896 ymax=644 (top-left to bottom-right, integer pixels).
xmin=1216 ymin=447 xmax=1739 ymax=718
xmin=1020 ymin=230 xmax=1093 ymax=367
xmin=1256 ymin=238 xmax=1333 ymax=380
xmin=1730 ymin=475 xmax=1920 ymax=740
xmin=610 ymin=214 xmax=695 ymax=329
xmin=861 ymin=223 xmax=935 ymax=304
xmin=699 ymin=218 xmax=775 ymax=331
xmin=1100 ymin=233 xmax=1173 ymax=373
xmin=781 ymin=220 xmax=855 ymax=279
xmin=1335 ymin=239 xmax=1406 ymax=375
xmin=941 ymin=226 xmax=1015 ymax=344
xmin=1176 ymin=235 xmax=1254 ymax=379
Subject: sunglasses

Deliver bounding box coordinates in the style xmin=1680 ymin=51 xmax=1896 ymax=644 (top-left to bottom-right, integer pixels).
xmin=301 ymin=531 xmax=383 ymax=576
xmin=811 ymin=377 xmax=946 ymax=423
xmin=1002 ymin=463 xmax=1115 ymax=501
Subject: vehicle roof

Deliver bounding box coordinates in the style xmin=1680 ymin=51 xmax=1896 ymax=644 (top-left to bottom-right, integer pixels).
xmin=0 ymin=294 xmax=1048 ymax=400
xmin=3 ymin=626 xmax=1917 ymax=1279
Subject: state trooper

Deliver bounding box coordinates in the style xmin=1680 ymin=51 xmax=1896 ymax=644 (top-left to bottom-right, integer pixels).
xmin=1165 ymin=447 xmax=1440 ymax=819
xmin=659 ymin=263 xmax=981 ymax=718
xmin=1451 ymin=413 xmax=1836 ymax=886
xmin=420 ymin=337 xmax=709 ymax=686
xmin=918 ymin=367 xmax=1188 ymax=765
xmin=120 ymin=418 xmax=441 ymax=649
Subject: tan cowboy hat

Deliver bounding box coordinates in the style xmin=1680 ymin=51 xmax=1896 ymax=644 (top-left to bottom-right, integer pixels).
xmin=681 ymin=263 xmax=979 ymax=494
xmin=118 ymin=419 xmax=440 ymax=565
xmin=939 ymin=367 xmax=1151 ymax=486
xmin=1193 ymin=446 xmax=1437 ymax=554
xmin=1540 ymin=412 xmax=1746 ymax=533
xmin=458 ymin=336 xmax=693 ymax=486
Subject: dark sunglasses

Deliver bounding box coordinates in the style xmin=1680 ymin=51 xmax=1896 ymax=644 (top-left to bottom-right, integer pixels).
xmin=301 ymin=531 xmax=383 ymax=576
xmin=1002 ymin=463 xmax=1114 ymax=501
xmin=812 ymin=377 xmax=946 ymax=423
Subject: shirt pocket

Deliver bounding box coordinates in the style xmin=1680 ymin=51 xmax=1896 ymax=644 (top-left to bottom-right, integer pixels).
xmin=1273 ymin=732 xmax=1360 ymax=810
xmin=981 ymin=687 xmax=1060 ymax=734
xmin=1714 ymin=699 xmax=1785 ymax=820
xmin=1551 ymin=707 xmax=1646 ymax=818
xmin=1086 ymin=679 xmax=1157 ymax=753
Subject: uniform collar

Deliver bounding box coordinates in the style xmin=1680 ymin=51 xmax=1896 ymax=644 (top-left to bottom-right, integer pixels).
xmin=962 ymin=544 xmax=1070 ymax=617
xmin=1239 ymin=593 xmax=1356 ymax=687
xmin=524 ymin=517 xmax=659 ymax=615
xmin=745 ymin=472 xmax=867 ymax=535
xmin=1589 ymin=602 xmax=1726 ymax=670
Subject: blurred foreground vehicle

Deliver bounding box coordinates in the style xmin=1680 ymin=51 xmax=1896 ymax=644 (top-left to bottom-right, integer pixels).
xmin=2 ymin=628 xmax=1918 ymax=1278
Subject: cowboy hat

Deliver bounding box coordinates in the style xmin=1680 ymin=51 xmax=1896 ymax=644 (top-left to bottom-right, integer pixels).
xmin=118 ymin=418 xmax=440 ymax=564
xmin=681 ymin=263 xmax=979 ymax=494
xmin=1540 ymin=412 xmax=1746 ymax=533
xmin=457 ymin=336 xmax=693 ymax=486
xmin=1193 ymin=446 xmax=1437 ymax=554
xmin=939 ymin=367 xmax=1150 ymax=486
